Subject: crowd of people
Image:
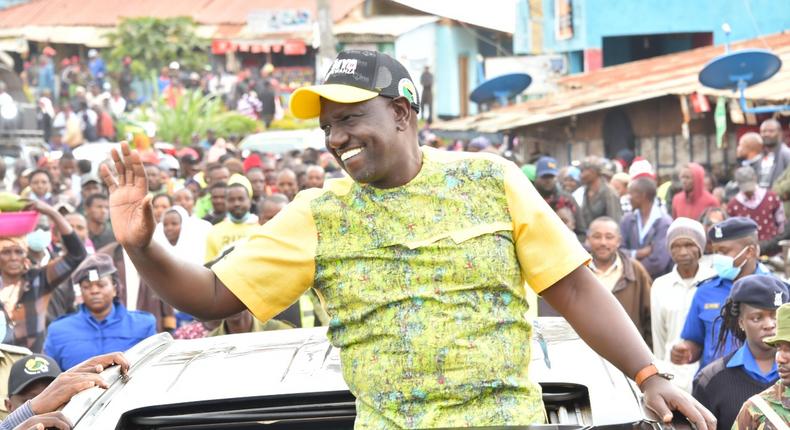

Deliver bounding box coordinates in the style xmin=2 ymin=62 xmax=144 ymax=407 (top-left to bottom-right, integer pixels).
xmin=0 ymin=47 xmax=788 ymax=428
xmin=14 ymin=47 xmax=288 ymax=150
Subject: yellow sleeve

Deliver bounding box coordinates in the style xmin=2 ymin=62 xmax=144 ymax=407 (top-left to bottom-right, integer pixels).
xmin=205 ymin=230 xmax=218 ymax=263
xmin=504 ymin=162 xmax=590 ymax=294
xmin=211 ymin=193 xmax=318 ymax=323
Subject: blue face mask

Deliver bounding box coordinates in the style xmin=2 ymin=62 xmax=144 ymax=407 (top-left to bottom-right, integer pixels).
xmin=228 ymin=212 xmax=250 ymax=224
xmin=712 ymin=246 xmax=750 ymax=281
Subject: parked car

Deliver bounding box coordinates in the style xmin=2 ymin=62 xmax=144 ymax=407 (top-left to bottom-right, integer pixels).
xmin=62 ymin=318 xmax=687 ymax=429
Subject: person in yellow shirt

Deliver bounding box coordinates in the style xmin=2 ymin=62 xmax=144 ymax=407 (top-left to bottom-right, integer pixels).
xmin=205 ymin=183 xmax=258 ymax=262
xmin=101 ymin=50 xmax=715 ymax=429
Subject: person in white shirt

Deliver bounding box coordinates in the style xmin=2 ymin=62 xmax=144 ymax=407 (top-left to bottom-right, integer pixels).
xmin=651 ymin=217 xmax=716 ymax=391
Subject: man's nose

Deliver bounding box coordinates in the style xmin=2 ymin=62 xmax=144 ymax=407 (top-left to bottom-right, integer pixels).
xmin=326 ymin=127 xmax=349 ymax=150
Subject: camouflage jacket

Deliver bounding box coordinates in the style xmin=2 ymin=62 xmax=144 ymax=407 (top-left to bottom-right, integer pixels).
xmin=733 ymin=381 xmax=790 ymax=429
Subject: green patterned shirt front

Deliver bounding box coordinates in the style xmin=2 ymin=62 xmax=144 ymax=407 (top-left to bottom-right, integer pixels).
xmin=733 ymin=381 xmax=790 ymax=430
xmin=311 ymin=151 xmax=542 ymax=428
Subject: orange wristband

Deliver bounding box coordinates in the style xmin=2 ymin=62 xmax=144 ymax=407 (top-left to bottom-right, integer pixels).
xmin=634 ymin=363 xmax=659 ymax=387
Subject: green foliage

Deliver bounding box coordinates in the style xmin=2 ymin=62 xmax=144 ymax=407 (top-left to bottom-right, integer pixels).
xmin=150 ymin=90 xmax=260 ymax=144
xmin=106 ymin=17 xmax=208 ymax=78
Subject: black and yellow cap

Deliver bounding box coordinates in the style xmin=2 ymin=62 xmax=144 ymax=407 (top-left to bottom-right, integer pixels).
xmin=290 ymin=50 xmax=420 ymax=119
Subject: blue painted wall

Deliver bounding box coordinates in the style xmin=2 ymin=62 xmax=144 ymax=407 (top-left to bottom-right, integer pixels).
xmin=435 ymin=23 xmax=480 ymax=118
xmin=515 ymin=0 xmax=790 ymax=54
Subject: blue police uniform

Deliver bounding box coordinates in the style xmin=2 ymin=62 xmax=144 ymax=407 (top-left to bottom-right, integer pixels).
xmin=680 ymin=264 xmax=771 ymax=369
xmin=43 ymin=301 xmax=155 ymax=370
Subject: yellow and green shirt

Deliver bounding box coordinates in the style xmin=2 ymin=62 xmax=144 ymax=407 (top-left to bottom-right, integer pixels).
xmin=213 ymin=147 xmax=589 ymax=428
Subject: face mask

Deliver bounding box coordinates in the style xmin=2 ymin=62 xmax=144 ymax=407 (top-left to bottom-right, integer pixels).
xmin=26 ymin=229 xmax=51 ymax=253
xmin=712 ymin=246 xmax=750 ymax=281
xmin=229 ymin=212 xmax=250 ymax=224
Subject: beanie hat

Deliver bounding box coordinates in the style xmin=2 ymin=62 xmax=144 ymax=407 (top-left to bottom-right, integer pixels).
xmin=629 ymin=157 xmax=655 ymax=180
xmin=243 ymin=153 xmax=263 ymax=173
xmin=667 ymin=217 xmax=707 ymax=255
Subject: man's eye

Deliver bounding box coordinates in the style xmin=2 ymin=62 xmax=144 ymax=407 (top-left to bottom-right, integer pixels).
xmin=321 ymin=125 xmax=331 ymax=136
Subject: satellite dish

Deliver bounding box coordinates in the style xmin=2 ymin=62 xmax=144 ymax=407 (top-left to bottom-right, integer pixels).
xmin=698 ymin=49 xmax=790 ymax=114
xmin=470 ymin=73 xmax=532 ymax=106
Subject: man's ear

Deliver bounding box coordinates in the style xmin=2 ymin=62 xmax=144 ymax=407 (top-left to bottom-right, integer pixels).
xmin=390 ymin=97 xmax=412 ymax=131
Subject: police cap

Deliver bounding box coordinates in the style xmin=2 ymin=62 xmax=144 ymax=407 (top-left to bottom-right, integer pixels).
xmin=708 ymin=216 xmax=758 ymax=243
xmin=730 ymin=274 xmax=789 ymax=309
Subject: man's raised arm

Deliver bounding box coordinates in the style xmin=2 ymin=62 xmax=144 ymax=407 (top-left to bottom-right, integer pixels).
xmin=100 ymin=143 xmax=244 ymax=320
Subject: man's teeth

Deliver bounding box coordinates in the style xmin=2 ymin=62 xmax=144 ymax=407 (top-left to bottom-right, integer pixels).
xmin=340 ymin=148 xmax=363 ymax=162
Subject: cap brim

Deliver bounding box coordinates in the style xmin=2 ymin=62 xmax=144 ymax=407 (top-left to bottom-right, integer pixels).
xmin=290 ymin=84 xmax=379 ymax=119
xmin=11 ymin=375 xmax=56 ymax=395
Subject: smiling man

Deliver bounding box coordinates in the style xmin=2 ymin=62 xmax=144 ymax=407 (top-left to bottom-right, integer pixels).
xmin=99 ymin=50 xmax=716 ymax=429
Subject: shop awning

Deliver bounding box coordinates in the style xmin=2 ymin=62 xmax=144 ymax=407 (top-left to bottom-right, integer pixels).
xmin=334 ymin=15 xmax=438 ymax=43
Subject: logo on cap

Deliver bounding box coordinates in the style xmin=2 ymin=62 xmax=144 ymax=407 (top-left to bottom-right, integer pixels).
xmin=88 ymin=269 xmax=99 ymax=282
xmin=714 ymin=226 xmax=723 ymax=239
xmin=776 ymin=292 xmax=783 ymax=307
xmin=24 ymin=357 xmax=50 ymax=375
xmin=397 ymin=78 xmax=417 ymax=105
xmin=326 ymin=59 xmax=358 ymax=78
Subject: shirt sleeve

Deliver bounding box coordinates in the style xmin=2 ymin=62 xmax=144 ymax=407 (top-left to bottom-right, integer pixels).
xmin=503 ymin=162 xmax=590 ymax=294
xmin=681 ymin=289 xmax=705 ymax=345
xmin=212 ymin=193 xmax=318 ymax=324
xmin=650 ymin=282 xmax=667 ymax=359
xmin=0 ymin=400 xmax=34 ymax=430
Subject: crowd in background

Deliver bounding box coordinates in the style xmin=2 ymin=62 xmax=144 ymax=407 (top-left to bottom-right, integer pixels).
xmin=0 ymin=47 xmax=790 ymax=429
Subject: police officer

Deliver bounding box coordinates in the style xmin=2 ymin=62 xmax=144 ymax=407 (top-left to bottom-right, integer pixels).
xmin=0 ymin=344 xmax=31 ymax=419
xmin=672 ymin=217 xmax=773 ymax=370
xmin=733 ymin=302 xmax=790 ymax=429
xmin=691 ymin=274 xmax=788 ymax=430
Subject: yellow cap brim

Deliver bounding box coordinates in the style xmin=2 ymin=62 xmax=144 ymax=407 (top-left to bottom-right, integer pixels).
xmin=289 ymin=84 xmax=379 ymax=119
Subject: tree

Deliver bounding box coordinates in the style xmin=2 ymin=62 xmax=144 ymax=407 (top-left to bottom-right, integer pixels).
xmin=106 ymin=17 xmax=209 ymax=78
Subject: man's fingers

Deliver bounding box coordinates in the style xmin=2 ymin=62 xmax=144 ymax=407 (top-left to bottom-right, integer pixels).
xmin=644 ymin=396 xmax=673 ymax=424
xmin=670 ymin=394 xmax=710 ymax=430
xmin=121 ymin=142 xmax=135 ymax=186
xmin=99 ymin=163 xmax=119 ymax=193
xmin=110 ymin=147 xmax=125 ymax=186
xmin=17 ymin=412 xmax=72 ymax=430
xmin=131 ymin=150 xmax=147 ymax=190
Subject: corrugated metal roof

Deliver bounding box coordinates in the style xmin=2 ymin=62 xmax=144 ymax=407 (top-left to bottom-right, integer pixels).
xmin=434 ymin=31 xmax=790 ymax=133
xmin=334 ymin=15 xmax=438 ymax=39
xmin=0 ymin=0 xmax=362 ymax=27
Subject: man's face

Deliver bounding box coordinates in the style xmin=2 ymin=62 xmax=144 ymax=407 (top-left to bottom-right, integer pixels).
xmin=277 ymin=173 xmax=298 ymax=201
xmin=319 ymin=97 xmax=404 ymax=188
xmin=81 ymin=182 xmax=101 ymax=201
xmin=46 ymin=160 xmax=61 ymax=182
xmin=145 ymin=165 xmax=162 ymax=191
xmin=6 ymin=379 xmax=51 ymax=413
xmin=0 ymin=245 xmax=26 ymax=277
xmin=259 ymin=201 xmax=286 ymax=225
xmin=30 ymin=173 xmax=51 ymax=197
xmin=627 ymin=185 xmax=644 ymax=208
xmin=87 ymin=198 xmax=109 ymax=224
xmin=679 ymin=168 xmax=694 ymax=193
xmin=262 ymin=163 xmax=277 ymax=186
xmin=210 ymin=187 xmax=227 ymax=214
xmin=80 ymin=277 xmax=115 ymax=315
xmin=776 ymin=341 xmax=790 ymax=385
xmin=207 ymin=167 xmax=230 ymax=186
xmin=534 ymin=174 xmax=556 ymax=194
xmin=739 ymin=304 xmax=778 ymax=354
xmin=588 ymin=220 xmax=620 ymax=263
xmin=246 ymin=170 xmax=266 ymax=198
xmin=227 ymin=187 xmax=250 ymax=219
xmin=65 ymin=214 xmax=88 ymax=243
xmin=60 ymin=159 xmax=77 ymax=177
xmin=712 ymin=238 xmax=753 ymax=260
xmin=173 ymin=189 xmax=195 ymax=215
xmin=669 ymin=238 xmax=700 ymax=268
xmin=579 ymin=168 xmax=595 ymax=185
xmin=760 ymin=121 xmax=782 ymax=147
xmin=562 ymin=177 xmax=578 ymax=193
xmin=305 ymin=169 xmax=325 ymax=189
xmin=611 ymin=180 xmax=627 ymax=197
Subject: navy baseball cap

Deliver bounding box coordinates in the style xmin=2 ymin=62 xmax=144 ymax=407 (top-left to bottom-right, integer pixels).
xmin=708 ymin=217 xmax=758 ymax=243
xmin=536 ymin=157 xmax=559 ymax=177
xmin=730 ymin=274 xmax=789 ymax=309
xmin=290 ymin=50 xmax=420 ymax=119
xmin=8 ymin=354 xmax=61 ymax=395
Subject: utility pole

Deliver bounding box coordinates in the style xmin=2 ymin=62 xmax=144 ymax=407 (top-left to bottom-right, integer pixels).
xmin=316 ymin=0 xmax=337 ymax=81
